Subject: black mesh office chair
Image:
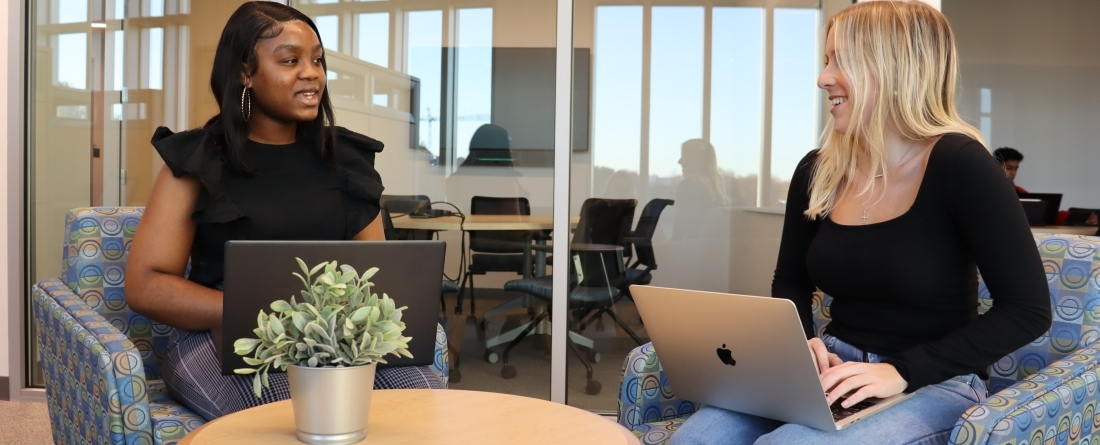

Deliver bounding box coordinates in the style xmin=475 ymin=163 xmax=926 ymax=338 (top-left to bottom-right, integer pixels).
xmin=456 ymin=196 xmax=533 ymax=316
xmin=498 ymin=198 xmax=637 ymax=395
xmin=576 ymin=199 xmax=674 ymax=343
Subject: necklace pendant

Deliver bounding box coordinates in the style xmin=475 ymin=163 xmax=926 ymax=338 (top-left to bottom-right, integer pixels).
xmin=861 ymin=209 xmax=868 ymax=224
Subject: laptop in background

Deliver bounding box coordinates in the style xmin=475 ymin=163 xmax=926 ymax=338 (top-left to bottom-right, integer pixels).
xmin=1020 ymin=199 xmax=1048 ymax=227
xmin=631 ymin=285 xmax=914 ymax=431
xmin=1019 ymin=193 xmax=1062 ymax=225
xmin=220 ymin=240 xmax=445 ymax=375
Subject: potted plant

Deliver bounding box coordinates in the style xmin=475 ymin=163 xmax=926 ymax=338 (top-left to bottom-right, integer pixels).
xmin=233 ymin=258 xmax=413 ymax=445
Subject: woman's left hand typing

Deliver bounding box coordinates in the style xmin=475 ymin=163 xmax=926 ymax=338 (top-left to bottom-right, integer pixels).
xmin=820 ymin=362 xmax=908 ymax=408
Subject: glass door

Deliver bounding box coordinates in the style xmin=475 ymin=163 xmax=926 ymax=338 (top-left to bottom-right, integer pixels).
xmin=26 ymin=0 xmax=254 ymax=387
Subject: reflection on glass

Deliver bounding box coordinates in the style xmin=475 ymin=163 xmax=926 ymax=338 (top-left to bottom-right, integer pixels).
xmin=591 ymin=6 xmax=641 ymax=193
xmin=356 ymin=13 xmax=389 ymax=67
xmin=770 ymin=8 xmax=819 ymax=204
xmin=711 ymin=7 xmax=763 ymax=207
xmin=407 ymin=10 xmax=442 ymax=157
xmin=649 ymin=6 xmax=703 ymax=179
xmin=56 ymin=0 xmax=87 ymax=24
xmin=455 ymin=8 xmax=493 ymax=162
xmin=147 ymin=28 xmax=164 ymax=90
xmin=56 ymin=33 xmax=88 ymax=89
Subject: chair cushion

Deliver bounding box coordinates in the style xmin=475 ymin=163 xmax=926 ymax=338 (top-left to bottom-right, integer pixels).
xmin=622 ymin=268 xmax=651 ymax=287
xmin=147 ymin=380 xmax=206 ymax=445
xmin=503 ymin=276 xmax=618 ymax=305
xmin=632 ymin=418 xmax=690 ymax=445
xmin=504 ymin=276 xmax=553 ymax=299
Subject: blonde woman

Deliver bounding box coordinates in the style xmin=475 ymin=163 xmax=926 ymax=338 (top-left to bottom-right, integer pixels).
xmin=671 ymin=2 xmax=1050 ymax=444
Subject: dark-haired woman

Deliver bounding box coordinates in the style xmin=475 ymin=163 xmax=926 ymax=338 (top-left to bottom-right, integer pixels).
xmin=125 ymin=1 xmax=443 ymax=421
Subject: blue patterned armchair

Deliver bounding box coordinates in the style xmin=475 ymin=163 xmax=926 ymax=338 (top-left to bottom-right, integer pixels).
xmin=32 ymin=207 xmax=450 ymax=445
xmin=616 ymin=234 xmax=1100 ymax=445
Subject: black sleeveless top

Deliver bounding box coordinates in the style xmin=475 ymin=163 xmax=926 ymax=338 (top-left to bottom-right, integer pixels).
xmin=151 ymin=125 xmax=385 ymax=288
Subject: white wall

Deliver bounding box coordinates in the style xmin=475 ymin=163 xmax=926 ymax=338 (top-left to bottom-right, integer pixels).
xmin=946 ymin=0 xmax=1100 ymax=209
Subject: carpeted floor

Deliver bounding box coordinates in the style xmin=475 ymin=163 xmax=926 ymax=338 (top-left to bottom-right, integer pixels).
xmin=0 ymin=400 xmax=53 ymax=444
xmin=441 ymin=288 xmax=650 ymax=413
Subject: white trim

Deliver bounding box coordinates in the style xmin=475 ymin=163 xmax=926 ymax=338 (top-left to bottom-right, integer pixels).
xmin=550 ymin=0 xmax=573 ymax=405
xmin=8 ymin=0 xmax=27 ymax=401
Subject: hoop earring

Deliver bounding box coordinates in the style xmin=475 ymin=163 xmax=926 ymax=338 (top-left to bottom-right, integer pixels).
xmin=241 ymin=87 xmax=251 ymax=122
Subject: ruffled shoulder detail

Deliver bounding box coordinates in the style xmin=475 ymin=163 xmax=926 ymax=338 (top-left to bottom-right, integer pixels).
xmin=151 ymin=126 xmax=246 ymax=225
xmin=328 ymin=126 xmax=386 ymax=239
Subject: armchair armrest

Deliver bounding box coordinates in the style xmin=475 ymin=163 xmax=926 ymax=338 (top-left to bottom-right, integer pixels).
xmin=431 ymin=323 xmax=450 ymax=387
xmin=949 ymin=343 xmax=1100 ymax=445
xmin=617 ymin=343 xmax=697 ymax=430
xmin=32 ymin=278 xmax=153 ymax=445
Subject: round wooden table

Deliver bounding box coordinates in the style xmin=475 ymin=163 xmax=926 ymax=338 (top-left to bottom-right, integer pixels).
xmin=178 ymin=389 xmax=641 ymax=445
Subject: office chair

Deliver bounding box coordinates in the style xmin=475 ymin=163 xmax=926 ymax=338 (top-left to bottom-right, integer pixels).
xmin=576 ymin=198 xmax=674 ymax=344
xmin=457 ymin=196 xmax=534 ymax=317
xmin=498 ymin=198 xmax=637 ymax=395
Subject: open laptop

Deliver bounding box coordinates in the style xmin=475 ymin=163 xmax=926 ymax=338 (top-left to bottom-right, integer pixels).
xmin=1020 ymin=199 xmax=1048 ymax=227
xmin=1019 ymin=193 xmax=1062 ymax=226
xmin=631 ymin=285 xmax=914 ymax=431
xmin=219 ymin=240 xmax=445 ymax=375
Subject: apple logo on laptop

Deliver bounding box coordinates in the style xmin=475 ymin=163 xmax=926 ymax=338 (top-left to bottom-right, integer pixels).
xmin=717 ymin=344 xmax=736 ymax=366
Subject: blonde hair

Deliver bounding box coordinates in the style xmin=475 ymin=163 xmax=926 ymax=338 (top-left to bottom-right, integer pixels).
xmin=805 ymin=0 xmax=984 ymax=219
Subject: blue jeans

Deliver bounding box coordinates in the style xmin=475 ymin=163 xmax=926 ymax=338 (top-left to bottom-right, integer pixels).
xmin=669 ymin=333 xmax=987 ymax=445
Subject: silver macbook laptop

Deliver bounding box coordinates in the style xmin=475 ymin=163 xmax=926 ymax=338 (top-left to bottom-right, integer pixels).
xmin=219 ymin=240 xmax=445 ymax=375
xmin=631 ymin=285 xmax=914 ymax=431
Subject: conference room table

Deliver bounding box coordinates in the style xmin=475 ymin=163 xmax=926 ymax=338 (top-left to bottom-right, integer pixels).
xmin=390 ymin=214 xmax=579 ymax=279
xmin=177 ymin=389 xmax=642 ymax=445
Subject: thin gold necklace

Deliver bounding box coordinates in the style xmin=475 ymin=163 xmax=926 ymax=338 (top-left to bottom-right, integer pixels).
xmin=855 ymin=140 xmax=921 ymax=224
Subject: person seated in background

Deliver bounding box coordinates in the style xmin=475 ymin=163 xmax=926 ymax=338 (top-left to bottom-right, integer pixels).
xmin=672 ymin=139 xmax=728 ymax=240
xmin=671 ymin=2 xmax=1050 ymax=444
xmin=124 ymin=1 xmax=444 ymax=422
xmin=993 ymin=147 xmax=1027 ymax=194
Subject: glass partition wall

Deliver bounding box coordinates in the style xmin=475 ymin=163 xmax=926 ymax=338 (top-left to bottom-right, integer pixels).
xmin=568 ymin=0 xmax=820 ymax=412
xmin=291 ymin=0 xmax=561 ymax=401
xmin=24 ymin=0 xmax=824 ymax=410
xmin=27 ymin=0 xmax=251 ymax=387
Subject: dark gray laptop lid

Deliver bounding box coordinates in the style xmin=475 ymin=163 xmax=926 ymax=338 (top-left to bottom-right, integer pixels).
xmin=220 ymin=240 xmax=445 ymax=375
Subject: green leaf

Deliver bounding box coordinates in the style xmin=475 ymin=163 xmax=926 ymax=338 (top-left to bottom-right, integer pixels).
xmin=309 ymin=261 xmax=327 ymax=277
xmin=233 ymin=368 xmax=258 ymax=375
xmin=307 ymin=356 xmax=318 ymax=367
xmin=350 ymin=307 xmax=370 ymax=323
xmin=243 ymin=357 xmax=264 ymax=366
xmin=268 ymin=316 xmax=284 ymax=336
xmin=253 ymin=373 xmax=263 ymax=397
xmin=361 ymin=267 xmax=379 ymax=281
xmin=233 ymin=338 xmax=260 ymax=356
xmin=291 ymin=312 xmax=309 ymax=333
xmin=270 ymin=300 xmax=292 ymax=313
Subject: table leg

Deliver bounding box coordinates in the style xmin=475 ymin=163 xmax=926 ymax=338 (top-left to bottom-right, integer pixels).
xmin=534 ymin=239 xmax=547 ymax=278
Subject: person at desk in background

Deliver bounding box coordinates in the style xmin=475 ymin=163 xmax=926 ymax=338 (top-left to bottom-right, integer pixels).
xmin=671 ymin=2 xmax=1050 ymax=444
xmin=124 ymin=1 xmax=444 ymax=421
xmin=672 ymin=139 xmax=728 ymax=240
xmin=993 ymin=147 xmax=1027 ymax=195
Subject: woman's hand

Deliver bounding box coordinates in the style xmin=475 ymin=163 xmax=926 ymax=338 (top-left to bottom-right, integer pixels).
xmin=820 ymin=362 xmax=908 ymax=408
xmin=808 ymin=337 xmax=842 ymax=374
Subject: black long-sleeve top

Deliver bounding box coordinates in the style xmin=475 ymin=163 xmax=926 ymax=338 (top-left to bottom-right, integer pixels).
xmin=772 ymin=134 xmax=1052 ymax=391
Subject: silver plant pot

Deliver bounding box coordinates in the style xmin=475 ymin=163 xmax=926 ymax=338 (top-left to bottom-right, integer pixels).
xmin=287 ymin=363 xmax=377 ymax=445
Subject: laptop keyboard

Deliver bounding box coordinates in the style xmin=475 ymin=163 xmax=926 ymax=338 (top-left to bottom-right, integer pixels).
xmin=830 ymin=397 xmax=877 ymax=422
